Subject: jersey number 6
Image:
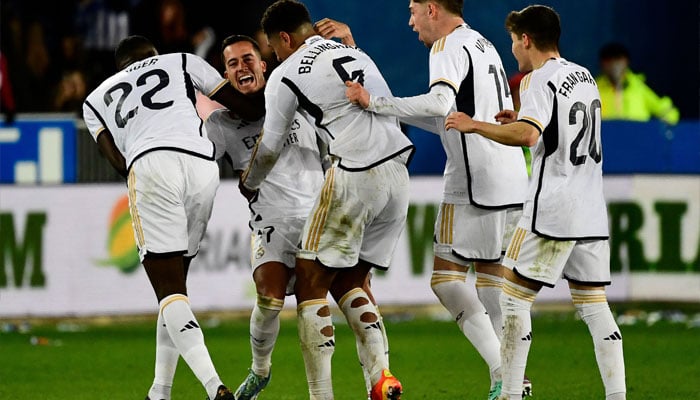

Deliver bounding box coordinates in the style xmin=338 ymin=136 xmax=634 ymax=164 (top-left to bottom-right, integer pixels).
xmin=333 ymin=56 xmax=365 ymax=85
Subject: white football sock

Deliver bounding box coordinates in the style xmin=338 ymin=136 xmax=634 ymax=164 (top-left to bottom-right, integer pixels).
xmin=249 ymin=296 xmax=283 ymax=377
xmin=148 ymin=311 xmax=178 ymax=400
xmin=160 ymin=294 xmax=222 ymax=400
xmin=431 ymin=270 xmax=502 ymax=384
xmin=297 ymin=299 xmax=335 ymax=400
xmin=571 ymin=289 xmax=626 ymax=399
xmin=500 ymin=282 xmax=538 ymax=400
xmin=338 ymin=288 xmax=389 ymax=387
xmin=476 ymin=271 xmax=504 ymax=339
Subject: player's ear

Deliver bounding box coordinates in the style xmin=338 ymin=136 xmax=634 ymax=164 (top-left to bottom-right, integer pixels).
xmin=522 ymin=33 xmax=531 ymax=49
xmin=280 ymin=31 xmax=292 ymax=47
xmin=260 ymin=60 xmax=267 ymax=74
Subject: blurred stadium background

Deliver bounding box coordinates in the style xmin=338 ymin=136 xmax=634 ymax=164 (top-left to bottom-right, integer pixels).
xmin=0 ymin=1 xmax=698 ymax=397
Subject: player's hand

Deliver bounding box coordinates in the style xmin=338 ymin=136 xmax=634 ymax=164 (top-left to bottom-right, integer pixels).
xmin=345 ymin=81 xmax=370 ymax=109
xmin=445 ymin=112 xmax=475 ymax=133
xmin=314 ymin=18 xmax=356 ymax=46
xmin=238 ymin=178 xmax=258 ymax=202
xmin=495 ymin=109 xmax=518 ymax=124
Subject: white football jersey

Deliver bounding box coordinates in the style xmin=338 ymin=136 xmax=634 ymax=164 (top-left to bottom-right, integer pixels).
xmin=430 ymin=24 xmax=527 ymax=208
xmin=83 ymin=53 xmax=227 ymax=168
xmin=517 ymin=58 xmax=609 ymax=239
xmin=244 ymin=36 xmax=414 ymax=189
xmin=205 ymin=109 xmax=324 ymax=219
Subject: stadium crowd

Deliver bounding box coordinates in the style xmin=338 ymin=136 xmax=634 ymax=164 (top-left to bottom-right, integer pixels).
xmin=0 ymin=0 xmax=276 ymax=117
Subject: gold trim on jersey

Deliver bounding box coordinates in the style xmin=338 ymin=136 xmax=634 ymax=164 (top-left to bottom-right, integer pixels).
xmin=519 ymin=116 xmax=544 ymax=133
xmin=438 ymin=203 xmax=455 ymax=245
xmin=503 ymin=282 xmax=537 ymax=302
xmin=506 ymin=227 xmax=527 ymax=261
xmin=127 ymin=170 xmax=146 ymax=249
xmin=207 ymin=79 xmax=229 ymax=98
xmin=304 ymin=167 xmax=336 ymax=252
xmin=94 ymin=127 xmax=106 ymax=138
xmin=519 ymin=72 xmax=533 ymax=92
xmin=159 ymin=294 xmax=189 ymax=314
xmin=429 ymin=78 xmax=459 ymax=93
xmin=431 ymin=36 xmax=447 ymax=54
xmin=571 ymin=291 xmax=608 ymax=305
xmin=240 ymin=128 xmax=264 ymax=185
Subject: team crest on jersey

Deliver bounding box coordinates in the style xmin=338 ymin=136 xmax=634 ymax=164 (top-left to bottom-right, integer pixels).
xmin=255 ymin=246 xmax=265 ymax=259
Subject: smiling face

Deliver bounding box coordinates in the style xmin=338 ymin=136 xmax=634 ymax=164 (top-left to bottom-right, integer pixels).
xmin=222 ymin=40 xmax=266 ymax=94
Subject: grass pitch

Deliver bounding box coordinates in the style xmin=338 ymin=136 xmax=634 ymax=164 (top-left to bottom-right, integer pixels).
xmin=1 ymin=306 xmax=698 ymax=399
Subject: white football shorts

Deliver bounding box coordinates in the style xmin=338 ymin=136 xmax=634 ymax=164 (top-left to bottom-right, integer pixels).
xmin=297 ymin=158 xmax=410 ymax=270
xmin=434 ymin=203 xmax=522 ymax=265
xmin=127 ymin=151 xmax=218 ymax=261
xmin=250 ymin=216 xmax=305 ymax=270
xmin=503 ymin=227 xmax=612 ymax=287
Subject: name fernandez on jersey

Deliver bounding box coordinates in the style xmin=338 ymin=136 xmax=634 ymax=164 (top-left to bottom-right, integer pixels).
xmin=557 ymin=67 xmax=597 ymax=99
xmin=297 ymin=39 xmax=353 ymax=74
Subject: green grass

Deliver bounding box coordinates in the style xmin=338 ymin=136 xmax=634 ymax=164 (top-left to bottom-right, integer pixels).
xmin=1 ymin=309 xmax=698 ymax=399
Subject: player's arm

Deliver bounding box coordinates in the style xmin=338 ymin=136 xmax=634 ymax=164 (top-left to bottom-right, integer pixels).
xmin=187 ymin=53 xmax=265 ymax=121
xmin=240 ymin=78 xmax=298 ymax=196
xmin=346 ymin=81 xmax=455 ymax=117
xmin=83 ymin=100 xmax=127 ymax=178
xmin=96 ymin=129 xmax=128 ymax=178
xmin=314 ymin=18 xmax=356 ymax=46
xmin=445 ymin=111 xmax=539 ymax=147
xmin=210 ymin=84 xmax=265 ymax=122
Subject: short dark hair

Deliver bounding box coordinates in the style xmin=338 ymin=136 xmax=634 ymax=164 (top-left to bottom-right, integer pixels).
xmin=599 ymin=43 xmax=629 ymax=61
xmin=261 ymin=0 xmax=312 ymax=36
xmin=220 ymin=34 xmax=262 ymax=64
xmin=505 ymin=5 xmax=561 ymax=52
xmin=411 ymin=0 xmax=463 ymax=17
xmin=114 ymin=35 xmax=157 ymax=70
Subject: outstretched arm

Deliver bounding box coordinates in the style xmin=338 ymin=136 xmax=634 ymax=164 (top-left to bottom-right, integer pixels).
xmin=210 ymin=83 xmax=265 ymax=121
xmin=346 ymin=81 xmax=455 ymax=117
xmin=445 ymin=111 xmax=540 ymax=147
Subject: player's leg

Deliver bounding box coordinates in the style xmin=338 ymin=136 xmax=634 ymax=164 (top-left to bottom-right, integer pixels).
xmin=348 ymin=158 xmax=408 ymax=400
xmin=295 ymin=257 xmax=338 ymax=400
xmin=330 ymin=274 xmax=389 ymax=397
xmin=432 ymin=203 xmax=502 ymax=389
xmin=146 ymin=254 xmax=194 ymax=400
xmin=330 ymin=263 xmax=390 ymax=398
xmin=499 ymin=268 xmax=541 ymax=400
xmin=143 ymin=255 xmax=229 ymax=400
xmin=433 ymin=257 xmax=503 ymax=389
xmin=566 ymin=240 xmax=626 ymax=400
xmin=131 ymin=154 xmax=231 ymax=400
xmin=474 ymin=262 xmax=505 ymax=336
xmin=235 ymin=261 xmax=291 ymax=400
xmin=499 ymin=228 xmax=575 ymax=400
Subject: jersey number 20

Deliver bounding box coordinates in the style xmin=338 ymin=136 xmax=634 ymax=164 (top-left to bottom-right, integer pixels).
xmin=569 ymin=99 xmax=602 ymax=166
